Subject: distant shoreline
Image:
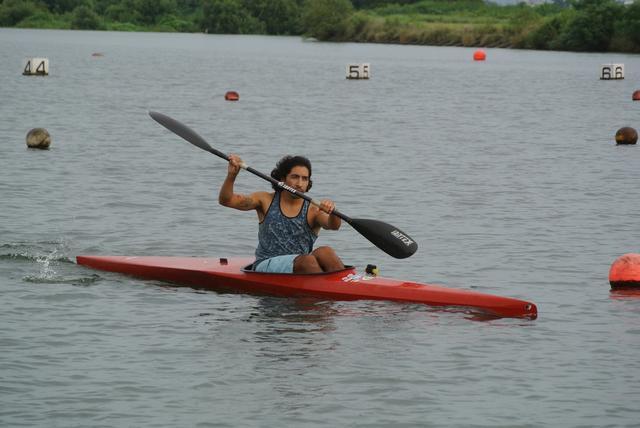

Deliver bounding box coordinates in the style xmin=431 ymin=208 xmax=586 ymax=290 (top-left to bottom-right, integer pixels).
xmin=2 ymin=0 xmax=639 ymax=54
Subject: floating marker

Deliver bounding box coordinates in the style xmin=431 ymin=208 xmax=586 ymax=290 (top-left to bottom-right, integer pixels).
xmin=23 ymin=58 xmax=49 ymax=76
xmin=615 ymin=127 xmax=637 ymax=145
xmin=633 ymin=90 xmax=640 ymax=101
xmin=473 ymin=50 xmax=486 ymax=61
xmin=610 ymin=254 xmax=640 ymax=289
xmin=225 ymin=91 xmax=239 ymax=101
xmin=26 ymin=128 xmax=51 ymax=149
xmin=600 ymin=64 xmax=624 ymax=80
xmin=346 ymin=63 xmax=370 ymax=79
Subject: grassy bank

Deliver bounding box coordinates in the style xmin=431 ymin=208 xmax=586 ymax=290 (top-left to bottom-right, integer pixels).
xmin=343 ymin=12 xmax=516 ymax=47
xmin=329 ymin=0 xmax=640 ymax=53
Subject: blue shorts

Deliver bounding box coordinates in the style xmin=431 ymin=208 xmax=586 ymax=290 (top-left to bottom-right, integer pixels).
xmin=254 ymin=254 xmax=298 ymax=273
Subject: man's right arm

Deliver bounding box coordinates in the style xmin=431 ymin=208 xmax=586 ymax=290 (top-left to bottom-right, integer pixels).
xmin=218 ymin=154 xmax=261 ymax=211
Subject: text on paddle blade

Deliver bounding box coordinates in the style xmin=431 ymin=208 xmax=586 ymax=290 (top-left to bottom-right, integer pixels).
xmin=391 ymin=230 xmax=414 ymax=246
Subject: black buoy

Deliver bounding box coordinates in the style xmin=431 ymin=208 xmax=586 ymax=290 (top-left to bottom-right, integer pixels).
xmin=26 ymin=128 xmax=51 ymax=149
xmin=615 ymin=127 xmax=637 ymax=145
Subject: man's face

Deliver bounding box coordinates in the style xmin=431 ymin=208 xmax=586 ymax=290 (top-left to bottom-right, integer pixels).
xmin=285 ymin=165 xmax=310 ymax=193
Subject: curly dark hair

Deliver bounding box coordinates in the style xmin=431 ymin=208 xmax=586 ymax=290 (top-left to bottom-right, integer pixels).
xmin=270 ymin=155 xmax=313 ymax=191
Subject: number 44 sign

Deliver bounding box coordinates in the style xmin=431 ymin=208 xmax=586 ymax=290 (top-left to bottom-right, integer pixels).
xmin=23 ymin=58 xmax=49 ymax=76
xmin=346 ymin=63 xmax=370 ymax=80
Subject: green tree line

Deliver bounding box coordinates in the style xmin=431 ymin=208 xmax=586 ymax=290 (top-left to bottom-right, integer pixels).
xmin=1 ymin=0 xmax=640 ymax=53
xmin=342 ymin=0 xmax=640 ymax=53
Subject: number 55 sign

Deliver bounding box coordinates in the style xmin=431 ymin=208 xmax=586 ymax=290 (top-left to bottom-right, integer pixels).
xmin=346 ymin=63 xmax=370 ymax=80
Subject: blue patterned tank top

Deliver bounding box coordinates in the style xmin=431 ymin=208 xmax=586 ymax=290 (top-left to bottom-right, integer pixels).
xmin=254 ymin=191 xmax=318 ymax=264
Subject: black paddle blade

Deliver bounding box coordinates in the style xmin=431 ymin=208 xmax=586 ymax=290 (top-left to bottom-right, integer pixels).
xmin=349 ymin=218 xmax=418 ymax=259
xmin=149 ymin=111 xmax=228 ymax=160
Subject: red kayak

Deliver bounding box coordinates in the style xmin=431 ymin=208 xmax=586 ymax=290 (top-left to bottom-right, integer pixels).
xmin=76 ymin=256 xmax=537 ymax=319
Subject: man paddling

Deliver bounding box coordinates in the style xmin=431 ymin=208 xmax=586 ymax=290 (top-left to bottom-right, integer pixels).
xmin=219 ymin=154 xmax=345 ymax=274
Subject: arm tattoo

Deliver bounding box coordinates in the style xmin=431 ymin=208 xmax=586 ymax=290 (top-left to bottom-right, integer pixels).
xmin=238 ymin=196 xmax=255 ymax=210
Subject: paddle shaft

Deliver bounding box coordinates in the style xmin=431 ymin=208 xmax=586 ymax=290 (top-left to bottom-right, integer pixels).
xmin=149 ymin=111 xmax=418 ymax=259
xmin=175 ymin=130 xmax=351 ymax=223
xmin=214 ymin=149 xmax=352 ymax=223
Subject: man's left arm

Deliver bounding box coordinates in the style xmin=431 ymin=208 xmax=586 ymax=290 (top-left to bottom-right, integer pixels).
xmin=315 ymin=200 xmax=341 ymax=230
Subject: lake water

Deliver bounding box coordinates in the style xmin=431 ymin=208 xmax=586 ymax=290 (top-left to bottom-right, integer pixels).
xmin=1 ymin=28 xmax=639 ymax=427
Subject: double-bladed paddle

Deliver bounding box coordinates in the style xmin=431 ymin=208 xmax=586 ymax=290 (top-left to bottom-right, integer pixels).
xmin=149 ymin=111 xmax=418 ymax=259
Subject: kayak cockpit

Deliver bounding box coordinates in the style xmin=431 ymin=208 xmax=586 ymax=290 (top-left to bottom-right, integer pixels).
xmin=239 ymin=260 xmax=355 ymax=276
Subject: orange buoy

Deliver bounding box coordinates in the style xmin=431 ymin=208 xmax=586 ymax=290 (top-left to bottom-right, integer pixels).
xmin=610 ymin=254 xmax=640 ymax=289
xmin=633 ymin=90 xmax=640 ymax=101
xmin=225 ymin=91 xmax=239 ymax=101
xmin=473 ymin=50 xmax=486 ymax=61
xmin=615 ymin=127 xmax=638 ymax=145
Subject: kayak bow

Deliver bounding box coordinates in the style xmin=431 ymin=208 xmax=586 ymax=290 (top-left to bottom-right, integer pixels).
xmin=76 ymin=255 xmax=537 ymax=319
